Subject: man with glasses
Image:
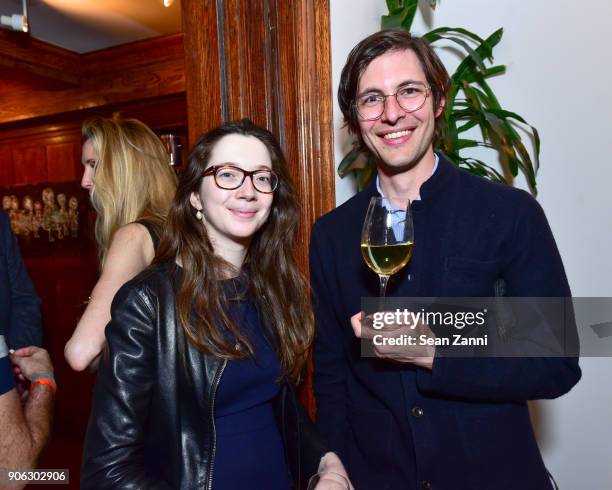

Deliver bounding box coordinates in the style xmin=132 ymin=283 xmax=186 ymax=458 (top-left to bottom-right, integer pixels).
xmin=310 ymin=29 xmax=580 ymax=489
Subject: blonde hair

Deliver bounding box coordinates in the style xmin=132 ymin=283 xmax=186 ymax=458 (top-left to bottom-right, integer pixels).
xmin=83 ymin=116 xmax=177 ymax=266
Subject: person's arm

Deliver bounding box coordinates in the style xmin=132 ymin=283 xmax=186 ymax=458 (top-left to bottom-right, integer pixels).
xmin=309 ymin=222 xmax=351 ymax=455
xmin=0 ymin=347 xmax=54 ymax=486
xmin=64 ymin=223 xmax=155 ymax=372
xmin=80 ymin=283 xmax=171 ymax=490
xmin=1 ymin=212 xmax=42 ymax=349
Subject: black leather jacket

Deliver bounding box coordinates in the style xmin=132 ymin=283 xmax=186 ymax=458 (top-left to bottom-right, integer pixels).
xmin=81 ymin=262 xmax=327 ymax=489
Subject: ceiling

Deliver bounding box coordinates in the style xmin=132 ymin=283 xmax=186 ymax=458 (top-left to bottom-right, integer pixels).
xmin=0 ymin=0 xmax=182 ymax=53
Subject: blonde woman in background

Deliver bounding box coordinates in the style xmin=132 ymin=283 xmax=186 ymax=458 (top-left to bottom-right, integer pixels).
xmin=64 ymin=116 xmax=177 ymax=372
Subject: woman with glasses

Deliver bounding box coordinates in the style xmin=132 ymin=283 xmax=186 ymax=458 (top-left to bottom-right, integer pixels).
xmin=81 ymin=119 xmax=352 ymax=490
xmin=64 ymin=116 xmax=177 ymax=372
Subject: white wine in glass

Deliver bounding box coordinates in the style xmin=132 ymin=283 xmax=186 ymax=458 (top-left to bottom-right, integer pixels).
xmin=361 ymin=197 xmax=414 ymax=297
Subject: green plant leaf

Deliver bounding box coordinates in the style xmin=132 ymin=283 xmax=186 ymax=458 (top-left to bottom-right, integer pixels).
xmin=442 ymin=152 xmax=507 ymax=183
xmin=483 ymin=107 xmax=529 ymax=124
xmin=424 ymin=27 xmax=493 ymax=74
xmin=456 ymin=139 xmax=494 ymax=150
xmin=462 ymin=83 xmax=484 ymax=112
xmin=381 ymin=0 xmax=418 ymax=30
xmin=424 ymin=26 xmax=486 ymax=46
xmin=456 ymin=120 xmax=479 ymax=134
xmin=456 ymin=139 xmax=479 ymax=149
xmin=482 ymin=111 xmax=526 ymax=179
xmin=452 ymin=28 xmax=504 ymax=84
xmin=463 ymin=65 xmax=506 ymax=83
xmin=381 ymin=15 xmax=401 ymax=28
xmin=425 ymin=33 xmax=487 ymax=72
xmin=514 ymin=140 xmax=537 ymax=189
xmin=461 ymin=56 xmax=538 ymax=193
xmin=532 ymin=127 xmax=541 ymax=172
xmin=403 ymin=0 xmax=419 ymax=30
xmin=385 ymin=0 xmax=403 ymax=11
xmin=444 ymin=110 xmax=460 ymax=153
xmin=355 ymin=156 xmax=377 ymax=192
xmin=337 ymin=146 xmax=362 ymax=177
xmin=481 ymin=107 xmax=539 ymax=187
xmin=381 ymin=13 xmax=405 ymax=29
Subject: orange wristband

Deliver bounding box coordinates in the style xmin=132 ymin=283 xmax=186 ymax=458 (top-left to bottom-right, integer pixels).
xmin=31 ymin=377 xmax=57 ymax=395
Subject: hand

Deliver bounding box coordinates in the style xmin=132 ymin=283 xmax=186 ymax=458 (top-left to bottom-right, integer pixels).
xmin=311 ymin=473 xmax=351 ymax=490
xmin=350 ymin=311 xmax=435 ymax=370
xmin=9 ymin=346 xmax=54 ymax=382
xmin=312 ymin=452 xmax=354 ymax=490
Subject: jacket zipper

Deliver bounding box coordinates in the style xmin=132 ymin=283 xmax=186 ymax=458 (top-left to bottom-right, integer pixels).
xmin=206 ymin=358 xmax=227 ymax=490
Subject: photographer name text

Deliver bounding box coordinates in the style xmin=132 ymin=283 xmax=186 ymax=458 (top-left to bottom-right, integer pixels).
xmin=373 ymin=333 xmax=489 ymax=347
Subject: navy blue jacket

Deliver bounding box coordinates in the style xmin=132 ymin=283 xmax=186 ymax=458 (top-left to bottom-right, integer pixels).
xmin=0 ymin=211 xmax=42 ymax=348
xmin=310 ymin=156 xmax=581 ymax=490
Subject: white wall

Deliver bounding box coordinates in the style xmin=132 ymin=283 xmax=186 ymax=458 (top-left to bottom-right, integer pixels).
xmin=330 ymin=0 xmax=612 ymax=487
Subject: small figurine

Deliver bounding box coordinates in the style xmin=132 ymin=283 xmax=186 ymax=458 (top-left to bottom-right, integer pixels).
xmin=8 ymin=195 xmax=20 ymax=234
xmin=54 ymin=192 xmax=68 ymax=240
xmin=20 ymin=195 xmax=34 ymax=239
xmin=32 ymin=201 xmax=43 ymax=238
xmin=41 ymin=187 xmax=57 ymax=242
xmin=2 ymin=195 xmax=10 ymax=212
xmin=68 ymin=196 xmax=79 ymax=238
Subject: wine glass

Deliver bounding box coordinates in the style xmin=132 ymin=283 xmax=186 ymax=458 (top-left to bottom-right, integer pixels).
xmin=361 ymin=197 xmax=414 ymax=297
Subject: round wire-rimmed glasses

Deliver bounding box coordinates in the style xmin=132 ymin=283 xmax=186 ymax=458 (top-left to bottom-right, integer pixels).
xmin=355 ymin=82 xmax=431 ymax=121
xmin=202 ymin=164 xmax=279 ymax=194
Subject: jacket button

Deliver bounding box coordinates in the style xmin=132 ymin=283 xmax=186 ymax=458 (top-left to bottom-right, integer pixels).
xmin=411 ymin=406 xmax=424 ymax=417
xmin=423 ymin=481 xmax=432 ymax=489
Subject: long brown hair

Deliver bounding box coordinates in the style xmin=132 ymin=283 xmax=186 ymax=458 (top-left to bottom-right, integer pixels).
xmin=82 ymin=116 xmax=178 ymax=266
xmin=155 ymin=119 xmax=313 ymax=382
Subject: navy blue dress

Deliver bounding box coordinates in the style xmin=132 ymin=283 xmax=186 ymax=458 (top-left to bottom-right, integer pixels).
xmin=211 ymin=282 xmax=291 ymax=490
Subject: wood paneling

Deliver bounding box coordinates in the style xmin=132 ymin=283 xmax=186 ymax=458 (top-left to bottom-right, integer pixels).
xmin=0 ymin=146 xmax=13 ymax=187
xmin=12 ymin=146 xmax=47 ymax=185
xmin=80 ymin=34 xmax=185 ymax=74
xmin=221 ymin=0 xmax=270 ymax=127
xmin=294 ymin=0 xmax=335 ymax=229
xmin=47 ymin=143 xmax=79 ymax=182
xmin=181 ymin=0 xmax=223 ymax=145
xmin=0 ymin=34 xmax=185 ymax=125
xmin=0 ymin=95 xmax=187 ymax=187
xmin=0 ymin=30 xmax=80 ymax=85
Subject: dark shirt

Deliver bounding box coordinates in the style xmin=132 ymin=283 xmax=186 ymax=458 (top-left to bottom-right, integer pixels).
xmin=135 ymin=218 xmax=161 ymax=251
xmin=0 ymin=211 xmax=42 ymax=349
xmin=212 ymin=285 xmax=290 ymax=490
xmin=0 ymin=335 xmax=15 ymax=396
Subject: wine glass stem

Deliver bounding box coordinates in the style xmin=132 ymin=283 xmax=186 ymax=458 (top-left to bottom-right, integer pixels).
xmin=379 ymin=274 xmax=390 ymax=297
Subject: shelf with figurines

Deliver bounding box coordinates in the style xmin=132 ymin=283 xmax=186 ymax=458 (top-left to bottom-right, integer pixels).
xmin=1 ymin=182 xmax=94 ymax=257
